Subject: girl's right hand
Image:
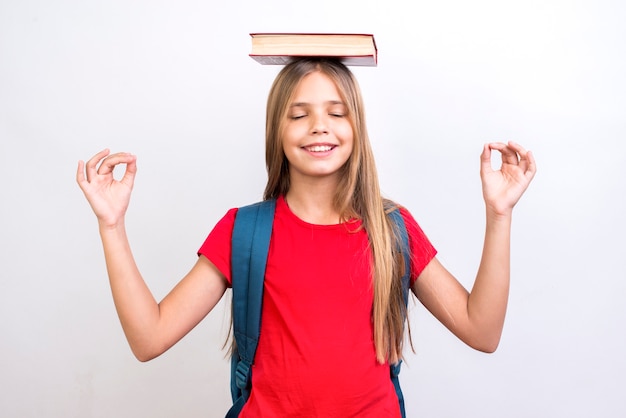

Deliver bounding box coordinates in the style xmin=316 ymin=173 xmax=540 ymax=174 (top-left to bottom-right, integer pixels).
xmin=76 ymin=149 xmax=137 ymax=228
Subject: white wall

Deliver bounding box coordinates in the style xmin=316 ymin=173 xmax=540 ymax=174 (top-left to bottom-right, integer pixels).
xmin=1 ymin=0 xmax=624 ymax=417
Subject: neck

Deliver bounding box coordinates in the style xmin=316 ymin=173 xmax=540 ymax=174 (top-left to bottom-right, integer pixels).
xmin=285 ymin=176 xmax=340 ymax=225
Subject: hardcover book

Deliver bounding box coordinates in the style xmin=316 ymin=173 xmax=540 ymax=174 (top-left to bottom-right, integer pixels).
xmin=249 ymin=33 xmax=378 ymax=66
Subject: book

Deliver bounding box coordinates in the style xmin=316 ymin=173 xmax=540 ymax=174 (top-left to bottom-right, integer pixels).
xmin=249 ymin=33 xmax=377 ymax=66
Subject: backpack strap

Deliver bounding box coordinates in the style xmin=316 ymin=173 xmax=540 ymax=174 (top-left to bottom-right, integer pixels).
xmin=387 ymin=207 xmax=411 ymax=418
xmin=227 ymin=199 xmax=276 ymax=418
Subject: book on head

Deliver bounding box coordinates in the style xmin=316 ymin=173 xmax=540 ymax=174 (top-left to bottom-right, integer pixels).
xmin=249 ymin=33 xmax=377 ymax=67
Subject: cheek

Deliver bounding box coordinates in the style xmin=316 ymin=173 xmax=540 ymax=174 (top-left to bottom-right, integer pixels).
xmin=281 ymin=123 xmax=305 ymax=144
xmin=337 ymin=123 xmax=355 ymax=145
xmin=279 ymin=127 xmax=293 ymax=150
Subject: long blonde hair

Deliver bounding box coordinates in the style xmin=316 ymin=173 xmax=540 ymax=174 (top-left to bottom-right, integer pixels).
xmin=263 ymin=58 xmax=409 ymax=364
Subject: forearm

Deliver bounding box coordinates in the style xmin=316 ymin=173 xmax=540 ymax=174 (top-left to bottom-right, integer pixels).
xmin=417 ymin=142 xmax=534 ymax=352
xmin=466 ymin=210 xmax=512 ymax=352
xmin=99 ymin=221 xmax=162 ymax=360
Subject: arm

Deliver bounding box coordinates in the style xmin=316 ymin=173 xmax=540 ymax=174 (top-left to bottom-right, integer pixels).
xmin=413 ymin=141 xmax=536 ymax=353
xmin=77 ymin=150 xmax=228 ymax=361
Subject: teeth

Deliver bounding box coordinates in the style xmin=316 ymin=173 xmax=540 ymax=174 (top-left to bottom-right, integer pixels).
xmin=307 ymin=145 xmax=333 ymax=152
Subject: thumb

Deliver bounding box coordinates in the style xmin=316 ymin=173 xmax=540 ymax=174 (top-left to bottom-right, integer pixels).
xmin=480 ymin=143 xmax=493 ymax=175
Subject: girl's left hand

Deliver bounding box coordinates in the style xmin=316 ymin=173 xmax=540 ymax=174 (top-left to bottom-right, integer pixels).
xmin=480 ymin=141 xmax=537 ymax=217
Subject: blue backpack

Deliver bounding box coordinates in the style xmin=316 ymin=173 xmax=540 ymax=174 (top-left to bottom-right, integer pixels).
xmin=226 ymin=199 xmax=411 ymax=418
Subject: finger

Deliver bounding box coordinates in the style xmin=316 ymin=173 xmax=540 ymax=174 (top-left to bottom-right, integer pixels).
xmin=96 ymin=152 xmax=136 ymax=176
xmin=490 ymin=142 xmax=520 ymax=166
xmin=85 ymin=149 xmax=110 ymax=182
xmin=484 ymin=141 xmax=517 ymax=172
xmin=524 ymin=150 xmax=537 ymax=181
xmin=508 ymin=140 xmax=529 ymax=159
xmin=480 ymin=143 xmax=493 ymax=174
xmin=507 ymin=140 xmax=526 ymax=154
xmin=76 ymin=160 xmax=87 ymax=190
xmin=119 ymin=155 xmax=138 ymax=188
xmin=506 ymin=141 xmax=536 ymax=174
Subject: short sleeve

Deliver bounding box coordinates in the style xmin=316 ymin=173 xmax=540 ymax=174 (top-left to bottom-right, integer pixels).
xmin=197 ymin=208 xmax=238 ymax=286
xmin=399 ymin=207 xmax=437 ymax=285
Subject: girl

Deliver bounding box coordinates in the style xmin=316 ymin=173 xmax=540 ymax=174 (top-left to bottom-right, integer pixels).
xmin=76 ymin=58 xmax=536 ymax=417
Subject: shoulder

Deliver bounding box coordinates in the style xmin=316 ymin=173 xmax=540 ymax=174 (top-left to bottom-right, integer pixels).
xmin=384 ymin=200 xmax=419 ymax=229
xmin=394 ymin=204 xmax=431 ymax=247
xmin=216 ymin=207 xmax=239 ymax=229
xmin=196 ymin=201 xmax=270 ymax=285
xmin=387 ymin=201 xmax=438 ymax=279
xmin=235 ymin=199 xmax=276 ymax=218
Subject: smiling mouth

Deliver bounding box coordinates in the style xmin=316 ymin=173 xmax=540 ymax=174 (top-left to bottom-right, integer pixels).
xmin=304 ymin=145 xmax=335 ymax=152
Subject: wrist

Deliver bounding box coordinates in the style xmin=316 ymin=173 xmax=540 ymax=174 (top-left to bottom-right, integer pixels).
xmin=485 ymin=206 xmax=513 ymax=224
xmin=98 ymin=217 xmax=127 ymax=233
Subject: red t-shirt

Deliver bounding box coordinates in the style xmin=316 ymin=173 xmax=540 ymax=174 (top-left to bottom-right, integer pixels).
xmin=198 ymin=196 xmax=436 ymax=417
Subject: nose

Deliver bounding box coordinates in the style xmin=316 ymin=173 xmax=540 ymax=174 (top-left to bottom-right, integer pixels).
xmin=310 ymin=112 xmax=328 ymax=135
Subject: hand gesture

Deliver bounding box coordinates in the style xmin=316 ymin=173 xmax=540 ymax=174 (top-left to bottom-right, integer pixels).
xmin=480 ymin=141 xmax=536 ymax=217
xmin=76 ymin=149 xmax=138 ymax=228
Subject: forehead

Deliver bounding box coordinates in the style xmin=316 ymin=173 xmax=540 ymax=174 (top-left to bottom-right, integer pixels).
xmin=291 ymin=71 xmax=343 ymax=102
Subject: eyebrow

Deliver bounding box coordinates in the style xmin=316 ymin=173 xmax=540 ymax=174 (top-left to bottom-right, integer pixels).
xmin=290 ymin=100 xmax=346 ymax=107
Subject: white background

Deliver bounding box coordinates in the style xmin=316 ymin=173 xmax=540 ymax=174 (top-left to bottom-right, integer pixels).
xmin=1 ymin=0 xmax=625 ymax=417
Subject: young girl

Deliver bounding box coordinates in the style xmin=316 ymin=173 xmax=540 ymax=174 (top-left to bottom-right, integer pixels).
xmin=76 ymin=58 xmax=536 ymax=417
